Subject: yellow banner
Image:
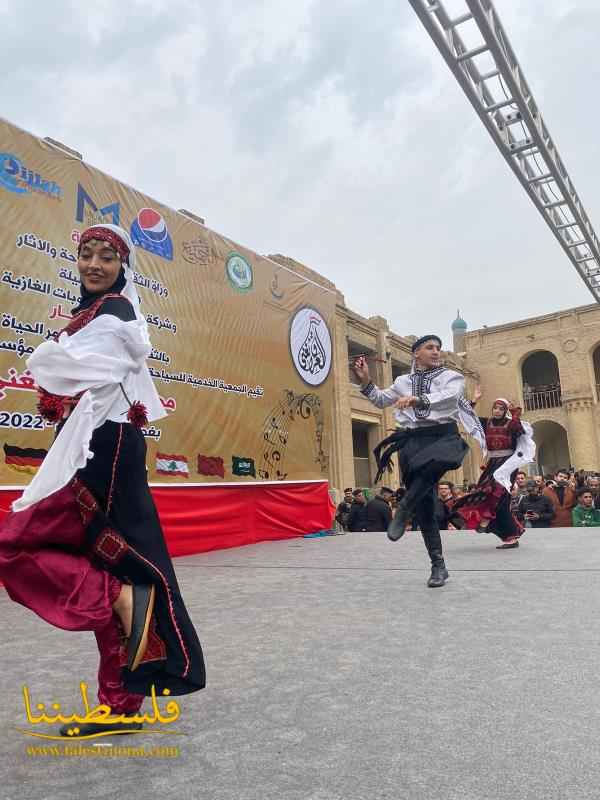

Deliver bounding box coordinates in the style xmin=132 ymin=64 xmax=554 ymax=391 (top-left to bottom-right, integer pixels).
xmin=0 ymin=120 xmax=335 ymax=486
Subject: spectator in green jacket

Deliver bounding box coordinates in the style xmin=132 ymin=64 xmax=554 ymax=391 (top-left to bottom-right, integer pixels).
xmin=572 ymin=489 xmax=600 ymax=527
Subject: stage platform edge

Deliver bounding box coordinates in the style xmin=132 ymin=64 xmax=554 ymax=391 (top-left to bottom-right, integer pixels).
xmin=0 ymin=480 xmax=336 ymax=558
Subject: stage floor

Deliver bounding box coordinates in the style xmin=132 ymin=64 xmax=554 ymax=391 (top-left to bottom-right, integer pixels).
xmin=2 ymin=528 xmax=600 ymax=800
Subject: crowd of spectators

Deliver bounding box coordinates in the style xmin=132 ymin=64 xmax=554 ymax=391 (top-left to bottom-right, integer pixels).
xmin=335 ymin=468 xmax=600 ymax=532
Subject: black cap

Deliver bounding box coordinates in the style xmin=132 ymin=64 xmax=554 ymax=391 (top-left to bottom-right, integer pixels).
xmin=411 ymin=334 xmax=442 ymax=353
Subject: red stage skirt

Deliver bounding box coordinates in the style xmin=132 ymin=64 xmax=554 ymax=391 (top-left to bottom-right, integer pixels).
xmin=0 ymin=480 xmax=336 ymax=558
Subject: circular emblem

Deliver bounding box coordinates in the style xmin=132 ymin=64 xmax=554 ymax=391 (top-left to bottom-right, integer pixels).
xmin=563 ymin=338 xmax=577 ymax=353
xmin=137 ymin=208 xmax=168 ymax=243
xmin=289 ymin=307 xmax=332 ymax=387
xmin=226 ymin=252 xmax=253 ymax=292
xmin=497 ymin=352 xmax=510 ymax=366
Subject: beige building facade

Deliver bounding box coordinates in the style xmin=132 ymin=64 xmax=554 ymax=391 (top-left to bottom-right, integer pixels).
xmin=460 ymin=303 xmax=600 ymax=477
xmin=271 ymin=255 xmax=600 ymax=493
xmin=269 ymin=253 xmax=481 ymax=494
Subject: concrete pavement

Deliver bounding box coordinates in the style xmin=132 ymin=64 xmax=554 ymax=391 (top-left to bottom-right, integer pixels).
xmin=2 ymin=527 xmax=599 ymax=800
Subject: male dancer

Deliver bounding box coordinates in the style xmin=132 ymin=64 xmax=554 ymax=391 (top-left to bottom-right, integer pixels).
xmin=353 ymin=335 xmax=485 ymax=587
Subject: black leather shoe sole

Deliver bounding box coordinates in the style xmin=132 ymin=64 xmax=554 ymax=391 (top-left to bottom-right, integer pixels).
xmin=387 ymin=506 xmax=410 ymax=542
xmin=60 ymin=721 xmax=143 ymax=737
xmin=127 ymin=584 xmax=156 ymax=671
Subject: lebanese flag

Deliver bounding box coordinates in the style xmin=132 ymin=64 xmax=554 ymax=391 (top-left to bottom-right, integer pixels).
xmin=156 ymin=452 xmax=189 ymax=478
xmin=3 ymin=443 xmax=48 ymax=474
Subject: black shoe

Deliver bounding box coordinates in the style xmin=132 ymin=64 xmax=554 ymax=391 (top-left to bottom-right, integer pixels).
xmin=127 ymin=584 xmax=156 ymax=671
xmin=60 ymin=721 xmax=143 ymax=738
xmin=496 ymin=540 xmax=519 ymax=549
xmin=427 ymin=563 xmax=449 ymax=588
xmin=387 ymin=503 xmax=411 ymax=542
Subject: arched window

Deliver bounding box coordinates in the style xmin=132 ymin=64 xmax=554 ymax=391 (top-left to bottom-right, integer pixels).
xmin=592 ymin=344 xmax=600 ymax=399
xmin=533 ymin=420 xmax=570 ymax=476
xmin=521 ymin=351 xmax=562 ymax=411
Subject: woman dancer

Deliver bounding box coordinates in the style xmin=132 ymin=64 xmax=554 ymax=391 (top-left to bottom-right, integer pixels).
xmin=453 ymin=393 xmax=535 ymax=549
xmin=0 ymin=225 xmax=205 ymax=736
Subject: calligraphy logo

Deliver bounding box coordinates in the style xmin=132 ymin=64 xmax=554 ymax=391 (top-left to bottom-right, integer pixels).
xmin=75 ymin=183 xmax=120 ymax=226
xmin=131 ymin=208 xmax=173 ymax=261
xmin=225 ymin=253 xmax=253 ymax=293
xmin=0 ymin=153 xmax=62 ymax=199
xmin=17 ymin=682 xmax=182 ymax=741
xmin=289 ymin=307 xmax=332 ymax=387
xmin=181 ymin=238 xmax=212 ymax=265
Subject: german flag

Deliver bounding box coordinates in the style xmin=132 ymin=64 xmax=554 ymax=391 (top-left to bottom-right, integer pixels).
xmin=3 ymin=443 xmax=48 ymax=474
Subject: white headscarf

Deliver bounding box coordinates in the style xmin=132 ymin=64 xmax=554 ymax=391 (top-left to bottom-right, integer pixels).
xmin=493 ymin=397 xmax=513 ymax=420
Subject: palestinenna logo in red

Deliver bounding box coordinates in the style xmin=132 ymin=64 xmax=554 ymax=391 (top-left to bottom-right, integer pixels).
xmin=3 ymin=443 xmax=47 ymax=474
xmin=197 ymin=454 xmax=225 ymax=479
xmin=156 ymin=453 xmax=189 ymax=478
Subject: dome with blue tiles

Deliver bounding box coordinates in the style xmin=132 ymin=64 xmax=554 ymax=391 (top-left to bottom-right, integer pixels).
xmin=451 ymin=310 xmax=468 ymax=331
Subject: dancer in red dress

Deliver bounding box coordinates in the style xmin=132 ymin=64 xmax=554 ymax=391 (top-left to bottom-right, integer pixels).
xmin=453 ymin=394 xmax=535 ymax=549
xmin=0 ymin=225 xmax=205 ymax=736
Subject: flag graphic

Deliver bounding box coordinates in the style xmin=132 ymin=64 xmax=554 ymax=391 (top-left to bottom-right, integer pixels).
xmin=3 ymin=443 xmax=48 ymax=474
xmin=197 ymin=454 xmax=225 ymax=479
xmin=156 ymin=452 xmax=189 ymax=477
xmin=232 ymin=455 xmax=256 ymax=478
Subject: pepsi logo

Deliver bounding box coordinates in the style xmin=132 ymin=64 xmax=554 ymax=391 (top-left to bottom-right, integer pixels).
xmin=130 ymin=207 xmax=173 ymax=260
xmin=137 ymin=208 xmax=168 ymax=242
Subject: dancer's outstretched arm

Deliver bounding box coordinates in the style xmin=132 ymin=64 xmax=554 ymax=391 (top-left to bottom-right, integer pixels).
xmin=352 ymin=355 xmax=404 ymax=409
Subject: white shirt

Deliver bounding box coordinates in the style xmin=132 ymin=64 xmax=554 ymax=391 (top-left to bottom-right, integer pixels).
xmin=363 ymin=367 xmax=486 ymax=450
xmin=13 ymin=314 xmax=166 ymax=512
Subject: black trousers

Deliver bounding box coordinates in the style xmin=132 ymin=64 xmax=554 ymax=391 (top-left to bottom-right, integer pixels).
xmin=400 ymin=450 xmax=445 ymax=565
xmin=397 ymin=425 xmax=468 ymax=566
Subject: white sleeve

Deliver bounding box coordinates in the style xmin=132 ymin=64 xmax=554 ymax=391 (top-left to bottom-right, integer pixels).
xmin=26 ymin=315 xmax=149 ymax=397
xmin=361 ymin=378 xmax=405 ymax=409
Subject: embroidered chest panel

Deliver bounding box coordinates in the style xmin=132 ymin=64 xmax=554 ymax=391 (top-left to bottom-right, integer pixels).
xmin=59 ymin=293 xmax=126 ymax=338
xmin=485 ymin=419 xmax=512 ymax=451
xmin=409 ymin=367 xmax=446 ymax=419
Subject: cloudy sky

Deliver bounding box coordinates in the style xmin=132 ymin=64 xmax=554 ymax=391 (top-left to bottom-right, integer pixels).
xmin=2 ymin=0 xmax=599 ymax=346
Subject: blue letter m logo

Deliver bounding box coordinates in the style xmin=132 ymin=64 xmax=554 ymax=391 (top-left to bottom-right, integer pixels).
xmin=75 ymin=183 xmax=120 ymax=225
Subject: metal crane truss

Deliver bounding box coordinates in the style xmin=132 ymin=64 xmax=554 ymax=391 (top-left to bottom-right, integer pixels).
xmin=408 ymin=0 xmax=600 ymax=300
